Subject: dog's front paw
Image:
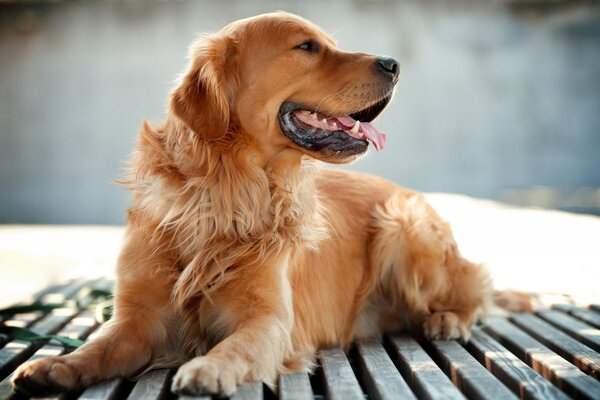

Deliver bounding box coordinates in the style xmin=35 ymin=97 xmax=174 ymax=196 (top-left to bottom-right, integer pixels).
xmin=12 ymin=357 xmax=82 ymax=397
xmin=423 ymin=311 xmax=472 ymax=341
xmin=171 ymin=356 xmax=240 ymax=396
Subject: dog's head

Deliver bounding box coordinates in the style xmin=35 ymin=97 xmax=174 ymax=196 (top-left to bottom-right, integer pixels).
xmin=170 ymin=12 xmax=399 ymax=164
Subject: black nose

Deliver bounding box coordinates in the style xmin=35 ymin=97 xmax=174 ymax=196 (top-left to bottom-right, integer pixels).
xmin=375 ymin=56 xmax=400 ymax=81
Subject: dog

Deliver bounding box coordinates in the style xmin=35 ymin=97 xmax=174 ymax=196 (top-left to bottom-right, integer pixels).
xmin=12 ymin=12 xmax=496 ymax=397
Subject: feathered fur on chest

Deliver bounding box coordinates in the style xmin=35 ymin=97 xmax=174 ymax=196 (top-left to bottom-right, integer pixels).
xmin=123 ymin=120 xmax=328 ymax=308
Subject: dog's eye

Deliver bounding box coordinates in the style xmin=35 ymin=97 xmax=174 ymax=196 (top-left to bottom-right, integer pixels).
xmin=295 ymin=40 xmax=320 ymax=53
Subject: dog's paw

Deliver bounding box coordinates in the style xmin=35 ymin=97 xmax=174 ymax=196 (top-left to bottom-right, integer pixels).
xmin=423 ymin=311 xmax=472 ymax=341
xmin=11 ymin=357 xmax=81 ymax=397
xmin=171 ymin=356 xmax=238 ymax=396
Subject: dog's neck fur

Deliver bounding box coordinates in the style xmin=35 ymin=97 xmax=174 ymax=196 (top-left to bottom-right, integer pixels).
xmin=125 ymin=118 xmax=328 ymax=306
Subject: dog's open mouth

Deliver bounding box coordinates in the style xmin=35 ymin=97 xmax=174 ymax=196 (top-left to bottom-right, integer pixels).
xmin=278 ymin=96 xmax=391 ymax=158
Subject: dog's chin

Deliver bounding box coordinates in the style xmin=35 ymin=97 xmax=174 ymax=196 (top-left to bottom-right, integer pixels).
xmin=277 ymin=96 xmax=391 ymax=163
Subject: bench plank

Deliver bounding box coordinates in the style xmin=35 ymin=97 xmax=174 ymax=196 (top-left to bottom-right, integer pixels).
xmin=388 ymin=335 xmax=465 ymax=400
xmin=511 ymin=313 xmax=600 ymax=379
xmin=429 ymin=339 xmax=517 ymax=400
xmin=0 ymin=280 xmax=110 ymax=389
xmin=552 ymin=304 xmax=600 ymax=329
xmin=0 ymin=346 xmax=63 ymax=399
xmin=355 ymin=337 xmax=416 ymax=400
xmin=37 ymin=280 xmax=92 ymax=305
xmin=279 ymin=372 xmax=313 ymax=400
xmin=5 ymin=279 xmax=600 ymax=400
xmin=127 ymin=369 xmax=171 ymax=400
xmin=467 ymin=329 xmax=569 ymax=400
xmin=537 ymin=310 xmax=600 ymax=352
xmin=0 ymin=312 xmax=45 ymax=348
xmin=0 ymin=309 xmax=99 ymax=399
xmin=230 ymin=382 xmax=264 ymax=400
xmin=319 ymin=347 xmax=363 ymax=400
xmin=0 ymin=310 xmax=76 ymax=381
xmin=78 ymin=377 xmax=131 ymax=400
xmin=0 ymin=280 xmax=94 ymax=347
xmin=484 ymin=317 xmax=600 ymax=399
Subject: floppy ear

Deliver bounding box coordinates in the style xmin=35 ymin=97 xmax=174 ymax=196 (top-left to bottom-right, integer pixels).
xmin=170 ymin=35 xmax=236 ymax=140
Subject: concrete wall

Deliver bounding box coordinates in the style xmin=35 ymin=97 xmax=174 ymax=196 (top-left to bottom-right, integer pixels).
xmin=1 ymin=0 xmax=599 ymax=224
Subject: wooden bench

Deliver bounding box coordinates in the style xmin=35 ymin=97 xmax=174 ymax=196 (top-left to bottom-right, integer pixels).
xmin=1 ymin=279 xmax=600 ymax=400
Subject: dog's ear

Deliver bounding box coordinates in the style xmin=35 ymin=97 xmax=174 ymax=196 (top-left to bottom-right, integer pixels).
xmin=170 ymin=35 xmax=237 ymax=140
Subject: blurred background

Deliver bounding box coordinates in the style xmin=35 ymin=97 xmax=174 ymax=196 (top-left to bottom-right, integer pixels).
xmin=1 ymin=0 xmax=599 ymax=225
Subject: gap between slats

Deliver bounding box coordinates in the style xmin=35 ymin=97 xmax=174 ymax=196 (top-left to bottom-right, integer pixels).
xmin=536 ymin=310 xmax=600 ymax=353
xmin=511 ymin=313 xmax=600 ymax=379
xmin=483 ymin=316 xmax=600 ymax=400
xmin=387 ymin=335 xmax=466 ymax=400
xmin=552 ymin=304 xmax=600 ymax=330
xmin=4 ymin=280 xmax=600 ymax=400
xmin=426 ymin=338 xmax=517 ymax=400
xmin=0 ymin=279 xmax=100 ymax=382
xmin=466 ymin=328 xmax=570 ymax=400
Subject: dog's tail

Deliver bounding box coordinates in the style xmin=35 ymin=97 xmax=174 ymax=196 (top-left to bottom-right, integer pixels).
xmin=489 ymin=289 xmax=536 ymax=316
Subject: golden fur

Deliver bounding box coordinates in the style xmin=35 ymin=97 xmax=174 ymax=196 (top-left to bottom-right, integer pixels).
xmin=13 ymin=12 xmax=499 ymax=397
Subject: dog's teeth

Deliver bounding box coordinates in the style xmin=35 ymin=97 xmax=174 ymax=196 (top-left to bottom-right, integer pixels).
xmin=351 ymin=121 xmax=361 ymax=134
xmin=358 ymin=131 xmax=364 ymax=137
xmin=321 ymin=118 xmax=327 ymax=124
xmin=310 ymin=113 xmax=318 ymax=119
xmin=332 ymin=122 xmax=338 ymax=128
xmin=300 ymin=110 xmax=311 ymax=115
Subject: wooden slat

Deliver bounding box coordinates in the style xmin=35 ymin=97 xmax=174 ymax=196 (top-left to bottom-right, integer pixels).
xmin=279 ymin=372 xmax=313 ymax=400
xmin=0 ymin=346 xmax=64 ymax=399
xmin=52 ymin=311 xmax=100 ymax=346
xmin=511 ymin=313 xmax=600 ymax=378
xmin=0 ymin=309 xmax=99 ymax=399
xmin=230 ymin=381 xmax=263 ymax=400
xmin=30 ymin=283 xmax=71 ymax=300
xmin=0 ymin=312 xmax=45 ymax=348
xmin=388 ymin=335 xmax=465 ymax=400
xmin=78 ymin=377 xmax=131 ymax=400
xmin=319 ymin=347 xmax=363 ymax=400
xmin=36 ymin=280 xmax=92 ymax=308
xmin=355 ymin=337 xmax=416 ymax=400
xmin=0 ymin=280 xmax=94 ymax=347
xmin=7 ymin=278 xmax=600 ymax=400
xmin=0 ymin=312 xmax=43 ymax=331
xmin=127 ymin=369 xmax=171 ymax=400
xmin=0 ymin=280 xmax=110 ymax=399
xmin=466 ymin=329 xmax=569 ymax=400
xmin=537 ymin=310 xmax=600 ymax=352
xmin=552 ymin=304 xmax=600 ymax=329
xmin=0 ymin=280 xmax=109 ymax=391
xmin=484 ymin=317 xmax=600 ymax=399
xmin=429 ymin=339 xmax=517 ymax=400
xmin=0 ymin=309 xmax=76 ymax=381
xmin=175 ymin=377 xmax=262 ymax=400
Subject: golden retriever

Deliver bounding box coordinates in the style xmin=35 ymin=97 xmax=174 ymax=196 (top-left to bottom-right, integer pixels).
xmin=13 ymin=12 xmax=497 ymax=397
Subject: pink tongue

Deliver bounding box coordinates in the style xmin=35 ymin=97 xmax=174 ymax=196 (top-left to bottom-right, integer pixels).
xmin=334 ymin=116 xmax=387 ymax=151
xmin=335 ymin=116 xmax=357 ymax=129
xmin=360 ymin=122 xmax=387 ymax=151
xmin=294 ymin=111 xmax=388 ymax=151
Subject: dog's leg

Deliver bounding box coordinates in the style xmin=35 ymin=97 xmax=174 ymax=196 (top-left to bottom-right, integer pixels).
xmin=171 ymin=254 xmax=293 ymax=396
xmin=11 ymin=227 xmax=175 ymax=396
xmin=370 ymin=192 xmax=492 ymax=341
